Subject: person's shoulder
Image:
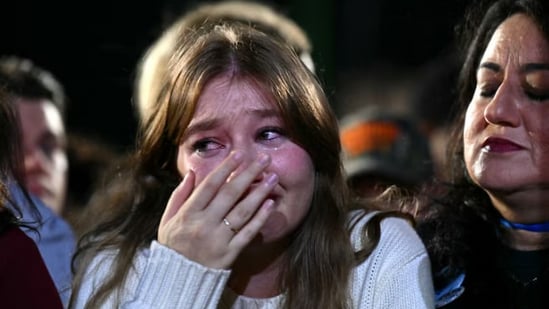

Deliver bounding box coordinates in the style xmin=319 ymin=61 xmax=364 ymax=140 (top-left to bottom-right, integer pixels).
xmin=85 ymin=242 xmax=153 ymax=275
xmin=72 ymin=242 xmax=156 ymax=305
xmin=348 ymin=209 xmax=416 ymax=237
xmin=348 ymin=209 xmax=425 ymax=256
xmin=0 ymin=225 xmax=32 ymax=247
xmin=0 ymin=227 xmax=64 ymax=308
xmin=0 ymin=225 xmax=43 ymax=263
xmin=22 ymin=193 xmax=76 ymax=245
xmin=37 ymin=205 xmax=76 ymax=244
xmin=8 ymin=184 xmax=75 ymax=238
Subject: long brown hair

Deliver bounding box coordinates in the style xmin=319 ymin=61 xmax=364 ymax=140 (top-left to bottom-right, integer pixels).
xmin=0 ymin=87 xmax=40 ymax=232
xmin=71 ymin=23 xmax=387 ymax=309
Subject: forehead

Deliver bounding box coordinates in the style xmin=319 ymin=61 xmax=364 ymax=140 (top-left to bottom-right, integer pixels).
xmin=15 ymin=98 xmax=65 ymax=133
xmin=483 ymin=14 xmax=549 ymax=63
xmin=194 ymin=74 xmax=276 ymax=116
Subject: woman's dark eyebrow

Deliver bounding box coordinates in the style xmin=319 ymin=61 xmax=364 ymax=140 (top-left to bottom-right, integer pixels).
xmin=183 ymin=118 xmax=219 ymax=139
xmin=479 ymin=62 xmax=500 ymax=72
xmin=479 ymin=62 xmax=549 ymax=74
xmin=522 ymin=63 xmax=549 ymax=73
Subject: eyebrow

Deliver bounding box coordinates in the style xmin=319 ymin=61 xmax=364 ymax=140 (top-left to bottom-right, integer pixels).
xmin=183 ymin=118 xmax=220 ymax=140
xmin=522 ymin=63 xmax=549 ymax=72
xmin=249 ymin=107 xmax=279 ymax=118
xmin=478 ymin=62 xmax=501 ymax=72
xmin=183 ymin=107 xmax=280 ymax=139
xmin=479 ymin=61 xmax=549 ymax=73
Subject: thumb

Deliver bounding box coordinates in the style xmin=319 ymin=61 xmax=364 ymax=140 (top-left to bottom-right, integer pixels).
xmin=160 ymin=170 xmax=195 ymax=226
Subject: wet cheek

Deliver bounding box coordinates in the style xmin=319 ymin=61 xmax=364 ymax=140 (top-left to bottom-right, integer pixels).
xmin=190 ymin=163 xmax=219 ymax=184
xmin=271 ymin=149 xmax=314 ymax=182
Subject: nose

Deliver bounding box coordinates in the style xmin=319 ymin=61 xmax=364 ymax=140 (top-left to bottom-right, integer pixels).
xmin=231 ymin=144 xmax=268 ymax=183
xmin=483 ymin=79 xmax=521 ymax=127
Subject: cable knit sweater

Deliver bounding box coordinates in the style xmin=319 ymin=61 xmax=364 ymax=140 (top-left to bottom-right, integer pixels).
xmin=72 ymin=211 xmax=434 ymax=308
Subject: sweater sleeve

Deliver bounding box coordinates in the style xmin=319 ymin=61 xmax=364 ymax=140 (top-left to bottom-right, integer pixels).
xmin=72 ymin=241 xmax=231 ymax=309
xmin=350 ymin=212 xmax=435 ymax=309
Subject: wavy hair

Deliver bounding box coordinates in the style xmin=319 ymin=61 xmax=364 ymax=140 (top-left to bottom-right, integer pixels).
xmin=416 ymin=0 xmax=549 ymax=294
xmin=71 ymin=22 xmax=396 ymax=309
xmin=0 ymin=87 xmax=40 ymax=233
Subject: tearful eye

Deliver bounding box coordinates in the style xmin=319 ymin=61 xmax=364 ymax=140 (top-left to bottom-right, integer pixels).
xmin=526 ymin=91 xmax=549 ymax=102
xmin=479 ymin=87 xmax=497 ymax=98
xmin=476 ymin=76 xmax=500 ymax=99
xmin=480 ymin=90 xmax=496 ymax=98
xmin=258 ymin=128 xmax=284 ymax=141
xmin=192 ymin=139 xmax=223 ymax=154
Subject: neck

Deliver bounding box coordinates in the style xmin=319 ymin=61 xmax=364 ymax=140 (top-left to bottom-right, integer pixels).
xmin=489 ymin=188 xmax=549 ymax=223
xmin=500 ymin=224 xmax=549 ymax=251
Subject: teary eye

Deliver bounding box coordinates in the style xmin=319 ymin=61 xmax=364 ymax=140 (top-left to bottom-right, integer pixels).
xmin=478 ymin=85 xmax=497 ymax=98
xmin=258 ymin=127 xmax=284 ymax=141
xmin=192 ymin=139 xmax=223 ymax=154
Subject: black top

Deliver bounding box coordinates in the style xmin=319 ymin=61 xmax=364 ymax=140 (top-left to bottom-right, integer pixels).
xmin=441 ymin=245 xmax=549 ymax=309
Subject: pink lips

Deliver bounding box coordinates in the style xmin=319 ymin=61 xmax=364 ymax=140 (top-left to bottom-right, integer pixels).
xmin=482 ymin=137 xmax=524 ymax=153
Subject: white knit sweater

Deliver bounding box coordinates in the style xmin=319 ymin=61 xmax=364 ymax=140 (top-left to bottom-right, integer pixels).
xmin=72 ymin=211 xmax=434 ymax=308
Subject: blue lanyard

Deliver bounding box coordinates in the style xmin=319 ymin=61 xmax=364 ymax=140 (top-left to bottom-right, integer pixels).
xmin=500 ymin=218 xmax=549 ymax=232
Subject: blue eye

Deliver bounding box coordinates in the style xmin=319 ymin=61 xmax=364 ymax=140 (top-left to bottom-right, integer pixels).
xmin=258 ymin=128 xmax=284 ymax=141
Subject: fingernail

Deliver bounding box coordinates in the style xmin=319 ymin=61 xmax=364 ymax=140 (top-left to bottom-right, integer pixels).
xmin=232 ymin=151 xmax=243 ymax=162
xmin=258 ymin=153 xmax=270 ymax=166
xmin=263 ymin=199 xmax=275 ymax=210
xmin=266 ymin=173 xmax=278 ymax=186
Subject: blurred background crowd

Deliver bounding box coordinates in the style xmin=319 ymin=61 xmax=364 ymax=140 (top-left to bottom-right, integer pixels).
xmin=1 ymin=0 xmax=471 ymax=149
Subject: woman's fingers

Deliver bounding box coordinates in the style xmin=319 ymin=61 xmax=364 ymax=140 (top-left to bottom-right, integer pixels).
xmin=206 ymin=153 xmax=272 ymax=219
xmin=230 ymin=199 xmax=275 ymax=246
xmin=160 ymin=171 xmax=195 ymax=227
xmin=220 ymin=172 xmax=278 ymax=234
xmin=157 ymin=151 xmax=278 ymax=269
xmin=188 ymin=151 xmax=244 ymax=211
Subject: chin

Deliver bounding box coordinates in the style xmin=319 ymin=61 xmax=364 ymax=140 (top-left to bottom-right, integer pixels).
xmin=258 ymin=223 xmax=286 ymax=242
xmin=476 ymin=177 xmax=540 ymax=195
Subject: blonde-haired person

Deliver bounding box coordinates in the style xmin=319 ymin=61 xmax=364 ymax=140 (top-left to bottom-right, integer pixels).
xmin=70 ymin=22 xmax=434 ymax=308
xmin=135 ymin=0 xmax=314 ymax=125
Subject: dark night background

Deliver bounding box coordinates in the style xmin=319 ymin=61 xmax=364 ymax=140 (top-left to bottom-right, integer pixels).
xmin=1 ymin=0 xmax=472 ymax=152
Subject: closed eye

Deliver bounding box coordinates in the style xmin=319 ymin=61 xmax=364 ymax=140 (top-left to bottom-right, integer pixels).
xmin=480 ymin=89 xmax=496 ymax=98
xmin=525 ymin=90 xmax=549 ymax=101
xmin=478 ymin=85 xmax=497 ymax=98
xmin=524 ymin=86 xmax=549 ymax=102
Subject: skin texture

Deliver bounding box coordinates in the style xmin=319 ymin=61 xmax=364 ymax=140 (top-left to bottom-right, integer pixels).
xmin=158 ymin=74 xmax=315 ymax=296
xmin=463 ymin=14 xmax=549 ymax=249
xmin=17 ymin=98 xmax=67 ymax=215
